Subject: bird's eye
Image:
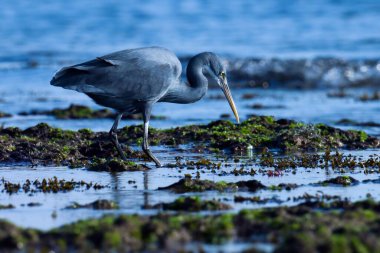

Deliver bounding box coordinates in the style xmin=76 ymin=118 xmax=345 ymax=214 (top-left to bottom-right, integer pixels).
xmin=219 ymin=72 xmax=225 ymax=77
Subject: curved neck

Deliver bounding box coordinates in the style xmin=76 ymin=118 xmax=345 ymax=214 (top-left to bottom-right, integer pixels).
xmin=187 ymin=55 xmax=208 ymax=90
xmin=160 ymin=54 xmax=209 ymax=104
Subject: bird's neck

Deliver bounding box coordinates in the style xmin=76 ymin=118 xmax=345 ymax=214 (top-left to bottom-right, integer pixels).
xmin=159 ymin=54 xmax=209 ymax=104
xmin=182 ymin=55 xmax=209 ymax=102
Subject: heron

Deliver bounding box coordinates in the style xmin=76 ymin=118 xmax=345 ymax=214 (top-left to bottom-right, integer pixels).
xmin=51 ymin=46 xmax=239 ymax=167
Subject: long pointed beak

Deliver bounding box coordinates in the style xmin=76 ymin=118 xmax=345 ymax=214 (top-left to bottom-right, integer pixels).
xmin=221 ymin=79 xmax=240 ymax=123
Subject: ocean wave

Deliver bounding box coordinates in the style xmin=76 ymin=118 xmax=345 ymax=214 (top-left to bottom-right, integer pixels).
xmin=225 ymin=57 xmax=380 ymax=89
xmin=2 ymin=53 xmax=380 ymax=89
xmin=177 ymin=57 xmax=380 ymax=89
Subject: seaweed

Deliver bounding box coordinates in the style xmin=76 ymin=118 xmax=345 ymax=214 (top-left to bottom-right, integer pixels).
xmin=336 ymin=118 xmax=380 ymax=127
xmin=66 ymin=200 xmax=119 ymax=210
xmin=0 ymin=199 xmax=380 ymax=252
xmin=148 ymin=196 xmax=231 ymax=211
xmin=158 ymin=177 xmax=266 ymax=193
xmin=234 ymin=196 xmax=283 ymax=204
xmin=1 ymin=177 xmax=106 ymax=194
xmin=19 ymin=104 xmax=167 ymax=120
xmin=87 ymin=158 xmax=148 ymax=172
xmin=0 ymin=204 xmax=14 ymax=209
xmin=0 ymin=112 xmax=11 ymax=118
xmin=0 ymin=116 xmax=378 ymax=167
xmin=318 ymin=176 xmax=359 ymax=186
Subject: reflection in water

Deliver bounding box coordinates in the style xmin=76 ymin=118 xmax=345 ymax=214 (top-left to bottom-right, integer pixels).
xmin=143 ymin=171 xmax=150 ymax=208
xmin=110 ymin=172 xmax=121 ymax=207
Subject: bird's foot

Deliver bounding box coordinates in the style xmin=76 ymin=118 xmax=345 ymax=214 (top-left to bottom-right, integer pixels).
xmin=151 ymin=155 xmax=162 ymax=168
xmin=109 ymin=131 xmax=128 ymax=161
xmin=143 ymin=148 xmax=162 ymax=167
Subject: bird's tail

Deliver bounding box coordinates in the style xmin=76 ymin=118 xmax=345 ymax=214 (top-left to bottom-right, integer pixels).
xmin=50 ymin=66 xmax=89 ymax=87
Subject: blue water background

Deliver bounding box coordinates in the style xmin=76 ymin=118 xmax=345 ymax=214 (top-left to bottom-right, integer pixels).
xmin=1 ymin=0 xmax=380 ymax=60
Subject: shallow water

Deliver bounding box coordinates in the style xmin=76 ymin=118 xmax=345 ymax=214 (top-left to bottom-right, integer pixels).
xmin=0 ymin=145 xmax=379 ymax=230
xmin=1 ymin=73 xmax=380 ymax=136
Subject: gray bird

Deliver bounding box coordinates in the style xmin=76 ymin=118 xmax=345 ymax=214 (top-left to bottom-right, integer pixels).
xmin=51 ymin=46 xmax=239 ymax=167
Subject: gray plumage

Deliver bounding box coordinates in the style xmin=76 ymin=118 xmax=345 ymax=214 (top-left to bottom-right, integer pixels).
xmin=51 ymin=46 xmax=239 ymax=167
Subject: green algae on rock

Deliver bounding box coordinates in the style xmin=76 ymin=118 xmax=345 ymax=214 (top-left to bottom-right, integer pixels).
xmin=234 ymin=195 xmax=283 ymax=204
xmin=19 ymin=104 xmax=167 ymax=120
xmin=258 ymin=149 xmax=380 ymax=171
xmin=292 ymin=193 xmax=343 ymax=203
xmin=358 ymin=91 xmax=380 ymax=102
xmin=268 ymin=183 xmax=299 ymax=191
xmin=149 ymin=196 xmax=231 ymax=211
xmin=66 ymin=199 xmax=119 ymax=210
xmin=336 ymin=118 xmax=380 ymax=127
xmin=43 ymin=104 xmax=113 ymax=119
xmin=87 ymin=158 xmax=148 ymax=172
xmin=1 ymin=199 xmax=380 ymax=252
xmin=25 ymin=202 xmax=42 ymax=207
xmin=0 ymin=116 xmax=378 ymax=166
xmin=158 ymin=178 xmax=236 ymax=193
xmin=158 ymin=177 xmax=266 ymax=193
xmin=248 ymin=103 xmax=285 ymax=109
xmin=0 ymin=204 xmax=14 ymax=209
xmin=112 ymin=116 xmax=379 ymax=152
xmin=1 ymin=177 xmax=105 ymax=194
xmin=0 ymin=122 xmax=140 ymax=167
xmin=318 ymin=176 xmax=359 ymax=186
xmin=0 ymin=111 xmax=11 ymax=118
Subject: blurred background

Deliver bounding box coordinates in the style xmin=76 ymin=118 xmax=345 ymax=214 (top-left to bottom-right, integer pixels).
xmin=2 ymin=0 xmax=380 ymax=57
xmin=1 ymin=0 xmax=380 ymax=133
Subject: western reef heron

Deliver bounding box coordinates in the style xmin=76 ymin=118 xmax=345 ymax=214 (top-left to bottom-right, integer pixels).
xmin=51 ymin=47 xmax=239 ymax=167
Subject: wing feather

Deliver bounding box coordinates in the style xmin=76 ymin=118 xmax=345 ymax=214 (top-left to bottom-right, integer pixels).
xmin=96 ymin=57 xmax=119 ymax=66
xmin=51 ymin=47 xmax=182 ymax=102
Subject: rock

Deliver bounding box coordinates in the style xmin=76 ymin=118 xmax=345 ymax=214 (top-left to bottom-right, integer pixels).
xmin=19 ymin=104 xmax=167 ymax=120
xmin=0 ymin=112 xmax=11 ymax=118
xmin=158 ymin=178 xmax=265 ymax=193
xmin=320 ymin=176 xmax=359 ymax=186
xmin=66 ymin=199 xmax=118 ymax=210
xmin=150 ymin=196 xmax=231 ymax=211
xmin=87 ymin=159 xmax=148 ymax=172
xmin=0 ymin=204 xmax=14 ymax=209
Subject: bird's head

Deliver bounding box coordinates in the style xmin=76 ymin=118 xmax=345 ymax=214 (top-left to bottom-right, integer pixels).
xmin=205 ymin=53 xmax=240 ymax=123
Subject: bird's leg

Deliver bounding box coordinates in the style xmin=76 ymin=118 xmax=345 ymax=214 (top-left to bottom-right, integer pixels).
xmin=142 ymin=105 xmax=162 ymax=167
xmin=142 ymin=120 xmax=162 ymax=167
xmin=109 ymin=113 xmax=127 ymax=161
